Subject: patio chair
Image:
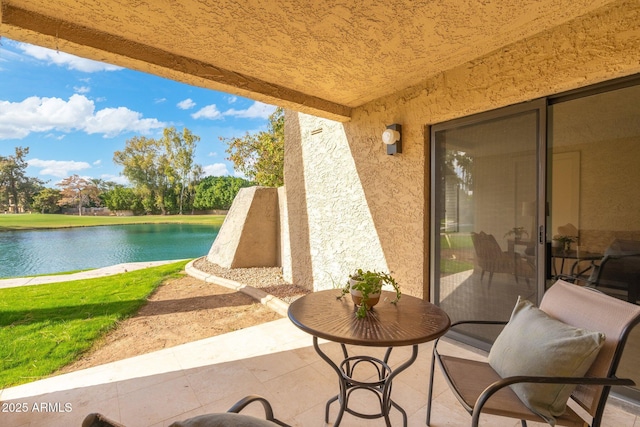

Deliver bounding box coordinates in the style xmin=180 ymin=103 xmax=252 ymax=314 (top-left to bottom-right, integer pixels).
xmin=471 ymin=231 xmax=533 ymax=286
xmin=587 ymin=239 xmax=640 ymax=304
xmin=426 ymin=279 xmax=640 ymax=427
xmin=82 ymin=395 xmax=290 ymax=427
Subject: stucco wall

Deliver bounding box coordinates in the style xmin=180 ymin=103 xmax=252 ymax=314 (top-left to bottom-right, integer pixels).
xmin=284 ymin=112 xmax=393 ymax=292
xmin=284 ymin=0 xmax=640 ymax=298
xmin=278 ymin=186 xmax=292 ymax=282
xmin=207 ymin=186 xmax=279 ymax=268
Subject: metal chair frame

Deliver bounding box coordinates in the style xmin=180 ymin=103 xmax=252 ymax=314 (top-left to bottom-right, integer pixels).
xmin=426 ymin=282 xmax=640 ymax=427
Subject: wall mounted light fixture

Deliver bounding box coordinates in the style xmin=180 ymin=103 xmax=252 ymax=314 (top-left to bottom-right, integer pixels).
xmin=382 ymin=124 xmax=402 ymax=155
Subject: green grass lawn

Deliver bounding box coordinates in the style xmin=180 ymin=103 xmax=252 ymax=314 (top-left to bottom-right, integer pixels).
xmin=440 ymin=233 xmax=475 ymax=275
xmin=0 ymin=213 xmax=225 ymax=231
xmin=0 ymin=260 xmax=187 ymax=388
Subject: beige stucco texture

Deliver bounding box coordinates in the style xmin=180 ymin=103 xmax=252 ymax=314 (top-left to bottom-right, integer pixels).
xmin=283 ymin=0 xmax=639 ymax=298
xmin=283 ymin=112 xmax=393 ymax=292
xmin=207 ymin=187 xmax=279 ymax=269
xmin=0 ymin=0 xmax=623 ymax=122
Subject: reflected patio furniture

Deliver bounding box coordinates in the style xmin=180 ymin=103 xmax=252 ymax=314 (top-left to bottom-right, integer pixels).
xmin=587 ymin=239 xmax=640 ymax=304
xmin=426 ymin=280 xmax=640 ymax=427
xmin=551 ymin=247 xmax=603 ymax=282
xmin=471 ymin=231 xmax=533 ymax=286
xmin=82 ymin=395 xmax=290 ymax=427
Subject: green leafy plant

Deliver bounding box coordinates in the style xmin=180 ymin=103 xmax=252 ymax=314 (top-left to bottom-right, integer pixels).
xmin=339 ymin=269 xmax=401 ymax=318
xmin=553 ymin=235 xmax=577 ymax=252
xmin=504 ymin=227 xmax=529 ymax=240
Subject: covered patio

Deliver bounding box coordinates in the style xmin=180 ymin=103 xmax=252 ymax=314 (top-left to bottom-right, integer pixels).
xmin=1 ymin=317 xmax=637 ymax=427
xmin=1 ymin=1 xmax=639 ymax=424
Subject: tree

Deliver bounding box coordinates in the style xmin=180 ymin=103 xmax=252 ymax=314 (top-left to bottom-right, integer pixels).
xmin=114 ymin=128 xmax=201 ymax=215
xmin=19 ymin=177 xmax=46 ymax=212
xmin=0 ymin=146 xmax=30 ymax=213
xmin=32 ymin=188 xmax=62 ymax=213
xmin=102 ymin=185 xmax=143 ymax=214
xmin=162 ymin=127 xmax=200 ymax=214
xmin=56 ymin=175 xmax=101 ymax=215
xmin=114 ymin=135 xmax=167 ymax=214
xmin=222 ymin=107 xmax=284 ymax=187
xmin=193 ymin=176 xmax=252 ymax=210
xmin=184 ymin=164 xmax=204 ymax=214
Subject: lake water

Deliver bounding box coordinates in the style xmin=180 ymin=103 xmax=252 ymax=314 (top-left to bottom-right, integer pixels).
xmin=0 ymin=223 xmax=220 ymax=278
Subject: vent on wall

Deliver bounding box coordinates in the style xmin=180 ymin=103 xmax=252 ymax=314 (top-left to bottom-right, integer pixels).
xmin=310 ymin=128 xmax=323 ymax=135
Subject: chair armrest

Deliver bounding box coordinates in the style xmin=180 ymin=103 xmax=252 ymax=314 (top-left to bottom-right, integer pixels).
xmin=228 ymin=395 xmax=275 ymax=418
xmin=433 ymin=320 xmax=508 ymax=350
xmin=227 ymin=395 xmax=291 ymax=426
xmin=554 ymin=273 xmax=578 ymax=283
xmin=450 ymin=320 xmax=508 ymax=328
xmin=472 ymin=375 xmax=636 ymax=423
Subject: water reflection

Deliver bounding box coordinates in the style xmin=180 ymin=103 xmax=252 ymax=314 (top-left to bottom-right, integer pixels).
xmin=0 ymin=224 xmax=219 ymax=278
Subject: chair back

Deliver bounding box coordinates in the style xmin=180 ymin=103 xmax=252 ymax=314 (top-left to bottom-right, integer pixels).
xmin=539 ymin=280 xmax=640 ymax=416
xmin=471 ymin=232 xmax=503 ymax=259
xmin=588 ymin=239 xmax=640 ymax=302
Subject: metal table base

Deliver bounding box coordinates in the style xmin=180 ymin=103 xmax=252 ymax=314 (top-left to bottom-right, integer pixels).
xmin=313 ymin=337 xmax=418 ymax=427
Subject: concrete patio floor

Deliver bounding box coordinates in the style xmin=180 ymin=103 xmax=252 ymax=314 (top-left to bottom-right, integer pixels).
xmin=1 ymin=317 xmax=638 ymax=427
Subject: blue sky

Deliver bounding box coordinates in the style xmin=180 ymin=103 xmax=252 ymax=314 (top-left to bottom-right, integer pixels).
xmin=0 ymin=38 xmax=276 ymax=186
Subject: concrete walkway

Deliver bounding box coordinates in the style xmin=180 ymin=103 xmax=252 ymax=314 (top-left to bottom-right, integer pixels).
xmin=0 ymin=260 xmax=187 ymax=289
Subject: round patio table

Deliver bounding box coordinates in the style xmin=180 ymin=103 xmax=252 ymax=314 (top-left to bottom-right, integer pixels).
xmin=288 ymin=289 xmax=450 ymax=427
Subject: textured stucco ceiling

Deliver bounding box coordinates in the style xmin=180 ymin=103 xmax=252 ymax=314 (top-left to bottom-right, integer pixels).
xmin=0 ymin=0 xmax=619 ymax=121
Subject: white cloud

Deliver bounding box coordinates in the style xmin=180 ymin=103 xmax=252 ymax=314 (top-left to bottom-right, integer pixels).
xmin=203 ymin=163 xmax=230 ymax=177
xmin=100 ymin=174 xmax=129 ymax=185
xmin=192 ymin=101 xmax=276 ymax=121
xmin=93 ymin=160 xmax=102 ymax=166
xmin=28 ymin=158 xmax=91 ymax=178
xmin=227 ymin=96 xmax=238 ymax=104
xmin=192 ymin=104 xmax=223 ymax=120
xmin=155 ymin=98 xmax=166 ymax=104
xmin=74 ymin=86 xmax=90 ymax=94
xmin=17 ymin=43 xmax=123 ymax=73
xmin=223 ymin=101 xmax=276 ymax=119
xmin=207 ymin=151 xmax=217 ymax=157
xmin=233 ymin=169 xmax=247 ymax=179
xmin=83 ymin=106 xmax=164 ymax=137
xmin=177 ymin=98 xmax=196 ymax=110
xmin=0 ymin=94 xmax=166 ymax=139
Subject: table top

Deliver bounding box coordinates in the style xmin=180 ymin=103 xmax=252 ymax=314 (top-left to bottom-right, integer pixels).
xmin=551 ymin=248 xmax=603 ymax=260
xmin=288 ymin=290 xmax=451 ymax=347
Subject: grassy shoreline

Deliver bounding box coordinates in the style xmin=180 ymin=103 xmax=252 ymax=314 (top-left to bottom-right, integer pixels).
xmin=0 ymin=261 xmax=188 ymax=388
xmin=0 ymin=213 xmax=225 ymax=231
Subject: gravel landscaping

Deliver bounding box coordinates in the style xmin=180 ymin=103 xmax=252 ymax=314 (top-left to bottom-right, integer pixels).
xmin=191 ymin=257 xmax=310 ymax=303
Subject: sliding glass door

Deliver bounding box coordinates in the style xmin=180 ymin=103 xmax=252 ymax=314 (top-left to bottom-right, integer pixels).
xmin=547 ymin=80 xmax=640 ymax=401
xmin=430 ymin=77 xmax=640 ymax=401
xmin=430 ymin=101 xmax=545 ymax=347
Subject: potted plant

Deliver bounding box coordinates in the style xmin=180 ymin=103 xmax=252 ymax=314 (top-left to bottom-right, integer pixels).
xmin=339 ymin=269 xmax=401 ymax=318
xmin=504 ymin=227 xmax=529 ymax=241
xmin=553 ymin=235 xmax=576 ymax=252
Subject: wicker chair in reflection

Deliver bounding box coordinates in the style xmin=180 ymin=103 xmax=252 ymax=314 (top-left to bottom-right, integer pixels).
xmin=471 ymin=231 xmax=534 ymax=286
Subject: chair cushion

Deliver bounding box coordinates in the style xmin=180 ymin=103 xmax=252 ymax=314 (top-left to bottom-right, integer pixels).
xmin=169 ymin=413 xmax=279 ymax=427
xmin=488 ymin=297 xmax=605 ymax=425
xmin=82 ymin=413 xmax=127 ymax=427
